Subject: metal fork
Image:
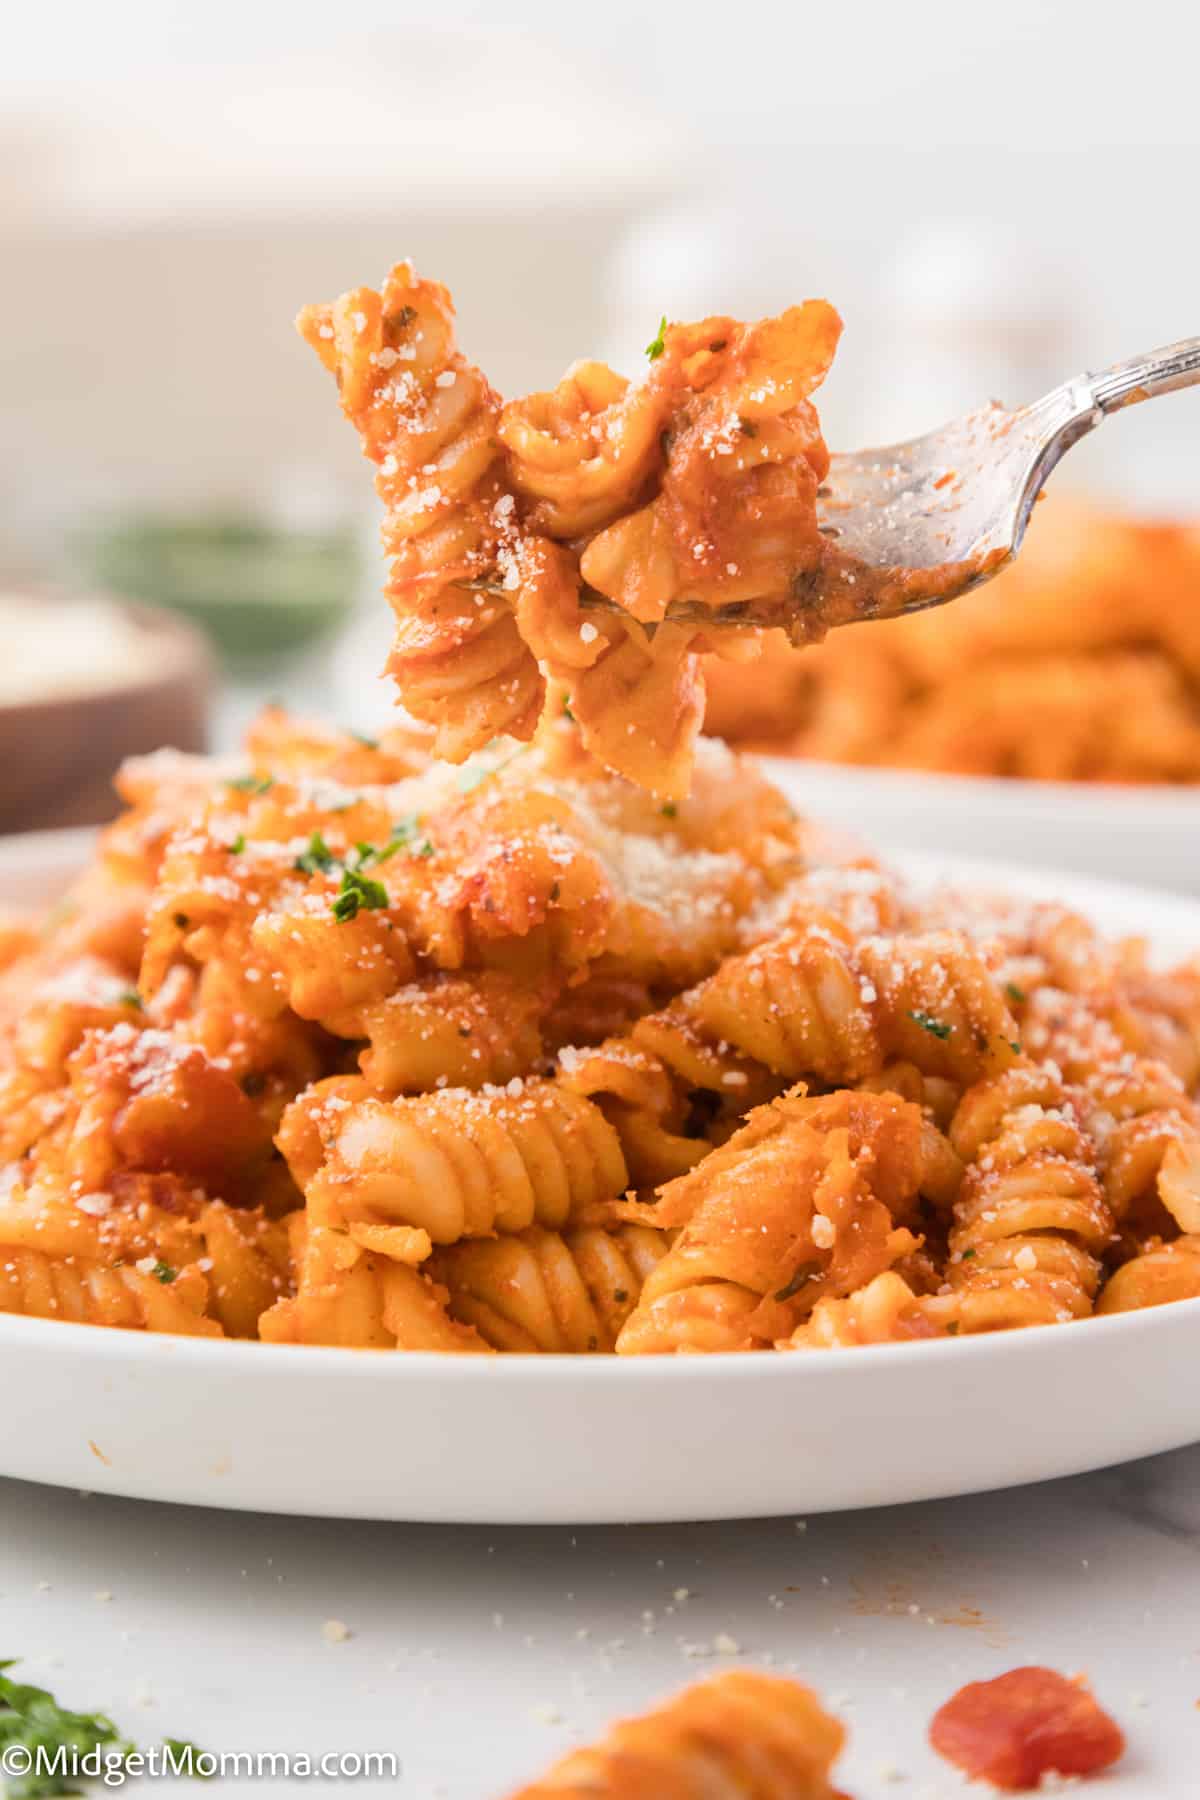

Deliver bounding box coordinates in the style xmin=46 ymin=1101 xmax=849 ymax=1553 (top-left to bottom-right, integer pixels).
xmin=580 ymin=337 xmax=1200 ymax=634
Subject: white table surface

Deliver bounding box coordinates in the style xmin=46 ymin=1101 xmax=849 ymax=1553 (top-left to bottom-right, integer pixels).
xmin=4 ymin=1446 xmax=1200 ymax=1798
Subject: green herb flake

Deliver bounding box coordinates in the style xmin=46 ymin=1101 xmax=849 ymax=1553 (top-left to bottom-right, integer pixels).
xmin=413 ymin=839 xmax=435 ymax=860
xmin=946 ymin=1321 xmax=961 ymax=1336
xmin=909 ymin=1010 xmax=952 ymax=1041
xmin=644 ymin=315 xmax=668 ymax=361
xmin=660 ymin=802 xmax=678 ymax=819
xmin=561 ymin=696 xmax=575 ymax=723
xmin=350 ymin=731 xmax=380 ymax=749
xmin=365 ymin=815 xmax=421 ymax=864
xmin=225 ymin=774 xmax=274 ymax=796
xmin=227 ymin=834 xmax=246 ymax=855
xmin=961 ymin=1248 xmax=977 ymax=1260
xmin=162 ymin=1738 xmax=212 ymax=1779
xmin=330 ymin=866 xmax=389 ymax=925
xmin=115 ymin=989 xmax=143 ymax=1012
xmin=293 ymin=831 xmax=335 ymax=876
xmin=152 ymin=1261 xmax=177 ymax=1286
xmin=775 ymin=1262 xmax=820 ymax=1303
xmin=1004 ymin=981 xmax=1027 ymax=1005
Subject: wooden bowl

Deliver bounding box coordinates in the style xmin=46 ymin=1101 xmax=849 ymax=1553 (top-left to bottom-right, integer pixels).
xmin=0 ymin=598 xmax=212 ymax=834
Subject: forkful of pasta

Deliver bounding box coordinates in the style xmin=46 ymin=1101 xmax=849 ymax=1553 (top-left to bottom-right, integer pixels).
xmin=298 ymin=260 xmax=1200 ymax=798
xmin=580 ymin=332 xmax=1200 ymax=637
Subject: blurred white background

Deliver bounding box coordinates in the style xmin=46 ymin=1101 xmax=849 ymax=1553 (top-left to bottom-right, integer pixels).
xmin=3 ymin=0 xmax=1199 ymax=732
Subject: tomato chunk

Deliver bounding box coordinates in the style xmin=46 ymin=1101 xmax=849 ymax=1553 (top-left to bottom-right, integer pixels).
xmin=929 ymin=1666 xmax=1125 ymax=1790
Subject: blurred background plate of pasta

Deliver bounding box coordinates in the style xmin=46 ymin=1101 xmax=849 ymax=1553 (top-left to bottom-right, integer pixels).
xmin=705 ymin=497 xmax=1200 ymax=894
xmin=2 ymin=822 xmax=1199 ymax=1522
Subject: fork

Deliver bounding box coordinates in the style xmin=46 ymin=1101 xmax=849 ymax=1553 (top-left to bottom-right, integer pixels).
xmin=580 ymin=337 xmax=1200 ymax=634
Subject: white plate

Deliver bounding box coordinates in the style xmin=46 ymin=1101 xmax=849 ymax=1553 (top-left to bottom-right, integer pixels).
xmin=3 ymin=827 xmax=1200 ymax=1523
xmin=762 ymin=757 xmax=1200 ymax=898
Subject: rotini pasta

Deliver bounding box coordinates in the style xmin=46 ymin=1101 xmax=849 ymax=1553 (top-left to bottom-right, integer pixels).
xmin=430 ymin=1223 xmax=670 ymax=1353
xmin=3 ymin=702 xmax=1200 ymax=1354
xmin=301 ymin=265 xmax=852 ymax=797
xmin=503 ymin=1670 xmax=849 ymax=1800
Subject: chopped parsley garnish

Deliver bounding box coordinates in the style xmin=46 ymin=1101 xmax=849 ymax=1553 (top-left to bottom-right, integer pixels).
xmin=946 ymin=1321 xmax=960 ymax=1336
xmin=331 ymin=866 xmax=389 ymax=924
xmin=644 ymin=315 xmax=668 ymax=361
xmin=225 ymin=775 xmax=274 ymax=796
xmin=152 ymin=1262 xmax=177 ymax=1286
xmin=0 ymin=1660 xmax=131 ymax=1797
xmin=227 ymin=834 xmax=246 ymax=855
xmin=115 ymin=989 xmax=142 ymax=1012
xmin=561 ymin=696 xmax=575 ymax=722
xmin=362 ymin=815 xmax=421 ymax=864
xmin=293 ymin=831 xmax=335 ymax=876
xmin=775 ymin=1262 xmax=820 ymax=1303
xmin=660 ymin=802 xmax=678 ymax=819
xmin=961 ymin=1248 xmax=977 ymax=1260
xmin=1004 ymin=981 xmax=1027 ymax=1005
xmin=350 ymin=731 xmax=380 ymax=749
xmin=413 ymin=839 xmax=435 ymax=859
xmin=909 ymin=1011 xmax=952 ymax=1041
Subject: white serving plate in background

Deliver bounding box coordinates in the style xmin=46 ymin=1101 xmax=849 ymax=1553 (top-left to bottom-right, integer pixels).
xmin=762 ymin=756 xmax=1200 ymax=897
xmin=1 ymin=829 xmax=1199 ymax=1523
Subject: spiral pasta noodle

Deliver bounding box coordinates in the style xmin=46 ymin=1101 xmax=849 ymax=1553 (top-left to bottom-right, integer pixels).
xmin=1026 ymin=991 xmax=1200 ymax=1237
xmin=504 ymin=1670 xmax=849 ymax=1800
xmin=430 ymin=1223 xmax=670 ymax=1352
xmin=292 ymin=1080 xmax=628 ymax=1246
xmin=616 ymin=1089 xmax=946 ymax=1354
xmin=1096 ymin=1234 xmax=1200 ymax=1313
xmin=944 ymin=1063 xmax=1113 ymax=1331
xmin=298 ymin=263 xmax=543 ymax=759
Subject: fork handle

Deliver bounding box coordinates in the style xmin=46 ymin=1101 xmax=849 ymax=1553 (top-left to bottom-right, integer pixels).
xmin=1086 ymin=336 xmax=1200 ymax=415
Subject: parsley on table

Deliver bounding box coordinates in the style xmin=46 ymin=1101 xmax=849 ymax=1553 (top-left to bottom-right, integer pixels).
xmin=909 ymin=1010 xmax=952 ymax=1041
xmin=644 ymin=315 xmax=668 ymax=361
xmin=162 ymin=1739 xmax=212 ymax=1779
xmin=0 ymin=1661 xmax=131 ymax=1797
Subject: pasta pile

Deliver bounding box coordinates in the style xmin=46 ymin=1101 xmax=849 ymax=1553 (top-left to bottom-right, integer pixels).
xmin=2 ymin=706 xmax=1199 ymax=1350
xmin=704 ymin=497 xmax=1200 ymax=782
xmin=298 ymin=262 xmax=846 ymax=799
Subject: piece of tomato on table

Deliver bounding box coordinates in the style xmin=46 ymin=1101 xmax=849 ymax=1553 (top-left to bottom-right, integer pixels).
xmin=929 ymin=1665 xmax=1125 ymax=1790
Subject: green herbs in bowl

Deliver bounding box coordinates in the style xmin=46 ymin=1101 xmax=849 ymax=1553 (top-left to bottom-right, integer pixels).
xmin=75 ymin=515 xmax=361 ymax=664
